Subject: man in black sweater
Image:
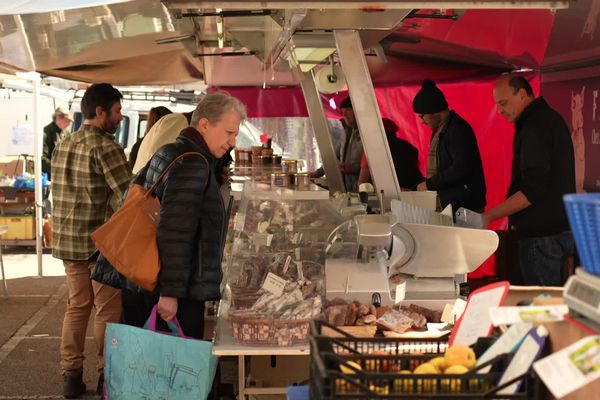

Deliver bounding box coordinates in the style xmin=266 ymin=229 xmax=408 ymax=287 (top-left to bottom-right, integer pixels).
xmin=43 ymin=107 xmax=72 ymax=180
xmin=483 ymin=73 xmax=576 ymax=286
xmin=413 ymin=79 xmax=486 ymax=213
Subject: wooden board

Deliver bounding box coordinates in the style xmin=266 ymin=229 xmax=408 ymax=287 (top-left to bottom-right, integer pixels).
xmin=321 ymin=325 xmax=377 ymax=338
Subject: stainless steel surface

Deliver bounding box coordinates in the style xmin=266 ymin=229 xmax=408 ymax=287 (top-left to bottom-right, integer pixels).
xmin=391 ymin=198 xmax=453 ymax=226
xmin=323 ymin=214 xmax=497 ymax=304
xmin=0 ymin=1 xmax=205 ymax=84
xmin=455 ymin=207 xmax=484 ymax=229
xmin=389 ymin=222 xmax=499 ymax=278
xmin=300 ymin=70 xmax=346 ymax=193
xmin=335 ymin=29 xmax=400 ymax=210
xmin=326 ymin=259 xmax=391 ymax=304
xmin=168 ymin=1 xmax=570 ymax=10
xmin=0 ymin=2 xmax=570 ymax=86
xmin=301 ymin=9 xmax=407 ymax=30
xmin=355 ymin=214 xmax=393 ymax=248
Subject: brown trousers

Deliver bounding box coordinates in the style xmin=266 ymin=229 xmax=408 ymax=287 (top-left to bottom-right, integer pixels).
xmin=60 ymin=260 xmax=121 ymax=375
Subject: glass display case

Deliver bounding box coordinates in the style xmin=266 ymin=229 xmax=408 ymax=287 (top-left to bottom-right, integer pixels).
xmin=222 ymin=182 xmax=345 ymax=346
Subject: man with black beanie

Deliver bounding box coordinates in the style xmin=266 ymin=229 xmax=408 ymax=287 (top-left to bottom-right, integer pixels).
xmin=412 ymin=79 xmax=486 ymax=213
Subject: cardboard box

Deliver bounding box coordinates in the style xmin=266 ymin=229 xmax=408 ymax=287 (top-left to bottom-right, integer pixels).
xmin=504 ymin=285 xmax=564 ymax=306
xmin=249 ymin=355 xmax=309 ymax=389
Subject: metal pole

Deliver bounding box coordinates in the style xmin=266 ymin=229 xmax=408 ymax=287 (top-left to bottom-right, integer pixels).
xmin=300 ymin=70 xmax=346 ymax=194
xmin=334 ymin=29 xmax=400 ymax=211
xmin=31 ymin=73 xmax=43 ymax=277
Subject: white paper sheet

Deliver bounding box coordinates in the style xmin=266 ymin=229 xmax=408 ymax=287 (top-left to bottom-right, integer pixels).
xmin=488 ymin=305 xmax=569 ymax=326
xmin=475 ymin=322 xmax=533 ymax=373
xmin=451 ymin=284 xmax=507 ymax=346
xmin=534 ymin=335 xmax=600 ymax=399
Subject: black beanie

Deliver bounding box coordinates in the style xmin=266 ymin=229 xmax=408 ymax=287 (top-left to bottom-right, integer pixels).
xmin=412 ymin=79 xmax=448 ymax=114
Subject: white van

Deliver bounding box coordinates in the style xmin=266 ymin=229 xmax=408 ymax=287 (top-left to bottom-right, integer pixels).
xmin=69 ymin=99 xmax=289 ymax=162
xmin=69 ymin=99 xmax=195 ymax=155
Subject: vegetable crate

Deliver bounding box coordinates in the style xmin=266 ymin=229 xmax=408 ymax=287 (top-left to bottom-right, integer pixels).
xmin=310 ymin=320 xmax=541 ymax=399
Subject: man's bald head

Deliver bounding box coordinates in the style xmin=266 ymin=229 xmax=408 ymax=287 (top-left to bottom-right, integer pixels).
xmin=493 ymin=73 xmax=535 ymax=123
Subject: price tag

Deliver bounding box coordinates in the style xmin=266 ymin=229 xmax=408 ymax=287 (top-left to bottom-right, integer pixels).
xmin=297 ymin=261 xmax=305 ymax=282
xmin=234 ymin=213 xmax=245 ymax=231
xmin=257 ymin=221 xmax=270 ymax=233
xmin=394 ymin=282 xmax=406 ymax=304
xmin=283 ymin=255 xmax=292 ymax=274
xmin=262 ymin=272 xmax=286 ymax=297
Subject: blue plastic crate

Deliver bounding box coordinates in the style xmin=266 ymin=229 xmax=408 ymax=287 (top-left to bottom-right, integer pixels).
xmin=564 ymin=193 xmax=600 ymax=276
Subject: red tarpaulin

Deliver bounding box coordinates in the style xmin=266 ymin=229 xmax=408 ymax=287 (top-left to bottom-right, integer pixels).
xmin=393 ymin=10 xmax=554 ymax=69
xmin=209 ymin=86 xmax=308 ymax=117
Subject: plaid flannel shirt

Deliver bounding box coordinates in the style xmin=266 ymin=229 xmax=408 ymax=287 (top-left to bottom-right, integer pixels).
xmin=51 ymin=124 xmax=132 ymax=260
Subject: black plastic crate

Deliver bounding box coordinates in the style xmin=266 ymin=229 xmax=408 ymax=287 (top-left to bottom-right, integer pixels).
xmin=310 ymin=320 xmax=541 ymax=399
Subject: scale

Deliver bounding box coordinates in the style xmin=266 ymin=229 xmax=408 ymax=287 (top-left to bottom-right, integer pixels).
xmin=564 ymin=268 xmax=600 ymax=324
xmin=325 ymin=213 xmax=499 ymax=306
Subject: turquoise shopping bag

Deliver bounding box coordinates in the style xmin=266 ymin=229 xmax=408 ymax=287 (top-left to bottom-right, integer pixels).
xmin=104 ymin=306 xmax=218 ymax=400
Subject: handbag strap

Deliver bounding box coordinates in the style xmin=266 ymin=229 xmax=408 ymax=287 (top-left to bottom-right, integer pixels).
xmin=145 ymin=151 xmax=207 ymax=198
xmin=145 ymin=305 xmax=186 ymax=337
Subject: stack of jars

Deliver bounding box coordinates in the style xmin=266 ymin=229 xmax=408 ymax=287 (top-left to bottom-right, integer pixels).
xmin=234 ymin=140 xmax=310 ymax=190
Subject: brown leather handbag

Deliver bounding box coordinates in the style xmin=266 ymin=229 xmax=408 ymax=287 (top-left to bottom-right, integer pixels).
xmin=91 ymin=152 xmax=206 ymax=291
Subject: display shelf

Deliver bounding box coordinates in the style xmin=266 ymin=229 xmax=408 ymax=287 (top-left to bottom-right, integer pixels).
xmin=213 ymin=314 xmax=309 ymax=400
xmin=231 ymin=181 xmax=329 ymax=201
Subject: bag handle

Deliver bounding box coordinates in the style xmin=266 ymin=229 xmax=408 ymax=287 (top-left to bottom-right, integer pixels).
xmin=145 ymin=151 xmax=207 ymax=198
xmin=144 ymin=305 xmax=186 ymax=337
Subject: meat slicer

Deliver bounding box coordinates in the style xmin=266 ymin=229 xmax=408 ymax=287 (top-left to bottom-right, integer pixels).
xmin=324 ymin=209 xmax=499 ymax=306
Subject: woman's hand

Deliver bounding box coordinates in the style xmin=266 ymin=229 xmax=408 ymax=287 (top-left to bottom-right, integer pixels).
xmin=157 ymin=296 xmax=178 ymax=322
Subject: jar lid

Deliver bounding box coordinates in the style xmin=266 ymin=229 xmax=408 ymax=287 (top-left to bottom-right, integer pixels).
xmin=282 ymin=159 xmax=297 ymax=164
xmin=271 ymin=172 xmax=289 ymax=177
xmin=294 ymin=172 xmax=309 ymax=177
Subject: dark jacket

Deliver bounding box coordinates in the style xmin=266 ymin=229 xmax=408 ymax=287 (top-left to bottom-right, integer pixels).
xmin=508 ymin=97 xmax=575 ymax=239
xmin=425 ymin=111 xmax=486 ymax=212
xmin=387 ymin=133 xmax=424 ymax=190
xmin=93 ymin=127 xmax=226 ymax=301
xmin=43 ymin=121 xmax=62 ymax=179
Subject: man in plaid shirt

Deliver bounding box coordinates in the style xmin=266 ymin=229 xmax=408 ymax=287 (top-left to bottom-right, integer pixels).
xmin=51 ymin=83 xmax=132 ymax=398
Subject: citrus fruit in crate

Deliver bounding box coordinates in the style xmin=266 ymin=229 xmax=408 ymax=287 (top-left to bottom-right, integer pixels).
xmin=444 ymin=344 xmax=476 ymax=369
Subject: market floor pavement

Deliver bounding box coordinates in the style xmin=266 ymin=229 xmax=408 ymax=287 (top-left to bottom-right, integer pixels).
xmin=0 ymin=252 xmax=101 ymax=399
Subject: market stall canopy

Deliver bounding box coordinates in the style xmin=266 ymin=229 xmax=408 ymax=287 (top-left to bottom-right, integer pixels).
xmin=383 ymin=0 xmax=600 ymax=77
xmin=0 ymin=0 xmax=132 ymax=15
xmin=0 ymin=0 xmax=574 ymax=86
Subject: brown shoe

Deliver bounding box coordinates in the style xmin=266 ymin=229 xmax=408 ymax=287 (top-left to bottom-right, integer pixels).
xmin=63 ymin=370 xmax=86 ymax=399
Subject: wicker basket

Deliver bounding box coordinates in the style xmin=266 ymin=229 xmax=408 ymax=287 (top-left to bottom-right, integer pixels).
xmin=229 ymin=286 xmax=262 ymax=309
xmin=229 ymin=310 xmax=311 ymax=346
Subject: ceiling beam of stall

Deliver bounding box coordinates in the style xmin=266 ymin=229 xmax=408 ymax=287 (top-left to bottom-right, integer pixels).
xmin=166 ymin=1 xmax=570 ymax=10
